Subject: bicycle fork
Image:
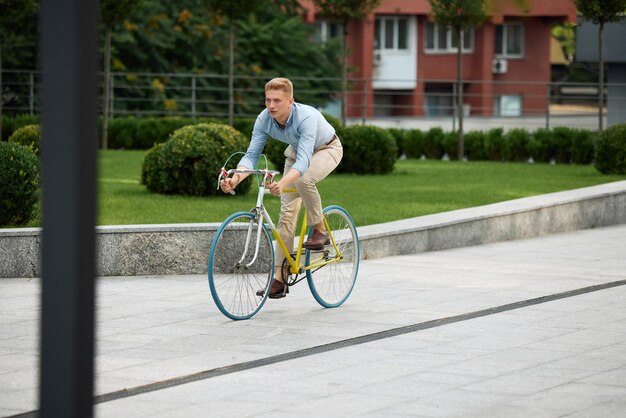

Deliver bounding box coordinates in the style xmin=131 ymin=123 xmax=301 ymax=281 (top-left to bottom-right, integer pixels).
xmin=236 ymin=210 xmax=266 ymax=269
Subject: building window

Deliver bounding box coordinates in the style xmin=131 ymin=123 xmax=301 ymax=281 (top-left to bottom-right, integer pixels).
xmin=494 ymin=95 xmax=522 ymax=116
xmin=375 ymin=16 xmax=409 ymax=51
xmin=495 ymin=23 xmax=523 ymax=57
xmin=425 ymin=22 xmax=473 ymax=53
xmin=314 ymin=21 xmax=342 ymax=44
xmin=425 ymin=95 xmax=454 ymax=116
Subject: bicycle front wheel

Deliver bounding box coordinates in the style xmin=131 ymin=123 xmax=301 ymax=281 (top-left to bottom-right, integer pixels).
xmin=306 ymin=205 xmax=360 ymax=308
xmin=208 ymin=211 xmax=275 ymax=320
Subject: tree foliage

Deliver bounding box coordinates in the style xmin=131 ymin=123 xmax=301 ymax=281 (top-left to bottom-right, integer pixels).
xmin=2 ymin=0 xmax=343 ymax=120
xmin=428 ymin=0 xmax=487 ymax=30
xmin=484 ymin=0 xmax=529 ymax=15
xmin=312 ymin=0 xmax=380 ymax=124
xmin=0 ymin=0 xmax=37 ymax=86
xmin=313 ymin=0 xmax=380 ymax=25
xmin=100 ymin=0 xmax=143 ymax=28
xmin=574 ymin=0 xmax=626 ymax=25
xmin=0 ymin=0 xmax=37 ymax=140
xmin=574 ymin=0 xmax=626 ymax=131
xmin=428 ymin=0 xmax=487 ymax=159
xmin=100 ymin=0 xmax=144 ymax=148
xmin=106 ymin=0 xmax=341 ymax=115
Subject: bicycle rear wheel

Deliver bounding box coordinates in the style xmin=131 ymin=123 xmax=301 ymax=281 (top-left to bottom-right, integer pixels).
xmin=208 ymin=211 xmax=275 ymax=320
xmin=306 ymin=205 xmax=360 ymax=308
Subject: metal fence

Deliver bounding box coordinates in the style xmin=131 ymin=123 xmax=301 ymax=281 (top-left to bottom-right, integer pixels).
xmin=3 ymin=69 xmax=625 ymax=131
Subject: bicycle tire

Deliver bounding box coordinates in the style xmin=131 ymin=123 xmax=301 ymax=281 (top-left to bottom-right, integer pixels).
xmin=208 ymin=211 xmax=275 ymax=320
xmin=306 ymin=205 xmax=360 ymax=308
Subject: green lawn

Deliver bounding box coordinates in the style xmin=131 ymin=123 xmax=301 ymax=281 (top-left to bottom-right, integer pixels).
xmin=96 ymin=149 xmax=626 ymax=227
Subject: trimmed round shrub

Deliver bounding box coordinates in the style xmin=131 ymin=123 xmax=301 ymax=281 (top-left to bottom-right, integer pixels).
xmin=0 ymin=142 xmax=40 ymax=226
xmin=404 ymin=128 xmax=425 ymax=159
xmin=387 ymin=128 xmax=407 ymax=158
xmin=503 ymin=128 xmax=531 ymax=162
xmin=464 ymin=130 xmax=486 ymax=161
xmin=8 ymin=124 xmax=41 ymax=155
xmin=551 ymin=127 xmax=574 ymax=164
xmin=321 ymin=113 xmax=343 ymax=132
xmin=2 ymin=114 xmax=39 ymax=141
xmin=484 ymin=128 xmax=505 ymax=161
xmin=337 ymin=125 xmax=397 ymax=175
xmin=442 ymin=131 xmax=458 ymax=160
xmin=423 ymin=127 xmax=445 ymax=159
xmin=571 ymin=129 xmax=596 ymax=165
xmin=528 ymin=128 xmax=552 ymax=163
xmin=595 ymin=123 xmax=626 ymax=174
xmin=140 ymin=123 xmax=251 ymax=195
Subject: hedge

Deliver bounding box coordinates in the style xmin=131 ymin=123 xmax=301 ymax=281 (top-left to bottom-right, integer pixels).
xmin=337 ymin=125 xmax=397 ymax=174
xmin=1 ymin=114 xmax=614 ymax=171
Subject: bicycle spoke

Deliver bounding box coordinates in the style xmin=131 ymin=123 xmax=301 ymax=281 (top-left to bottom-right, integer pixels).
xmin=208 ymin=212 xmax=274 ymax=320
xmin=306 ymin=206 xmax=360 ymax=308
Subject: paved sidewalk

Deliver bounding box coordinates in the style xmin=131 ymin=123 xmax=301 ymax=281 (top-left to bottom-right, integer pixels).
xmin=1 ymin=225 xmax=626 ymax=417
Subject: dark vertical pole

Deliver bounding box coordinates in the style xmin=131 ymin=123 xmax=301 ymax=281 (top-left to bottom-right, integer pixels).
xmin=39 ymin=0 xmax=99 ymax=417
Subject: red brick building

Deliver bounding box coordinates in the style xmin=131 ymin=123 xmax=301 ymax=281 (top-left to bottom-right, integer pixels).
xmin=302 ymin=0 xmax=577 ymax=118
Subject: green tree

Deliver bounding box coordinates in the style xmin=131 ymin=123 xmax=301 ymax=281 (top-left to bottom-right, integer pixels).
xmin=552 ymin=23 xmax=575 ymax=61
xmin=312 ymin=0 xmax=381 ymax=125
xmin=428 ymin=0 xmax=487 ymax=160
xmin=2 ymin=0 xmax=341 ymax=120
xmin=574 ymin=0 xmax=626 ymax=132
xmin=100 ymin=0 xmax=143 ymax=149
xmin=206 ymin=0 xmax=262 ymax=125
xmin=0 ymin=0 xmax=36 ymax=140
xmin=236 ymin=14 xmax=342 ymax=108
xmin=109 ymin=0 xmax=339 ymax=117
xmin=205 ymin=0 xmax=304 ymax=124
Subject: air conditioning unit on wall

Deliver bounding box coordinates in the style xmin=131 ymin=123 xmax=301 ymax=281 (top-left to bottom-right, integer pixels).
xmin=373 ymin=52 xmax=382 ymax=66
xmin=492 ymin=58 xmax=508 ymax=74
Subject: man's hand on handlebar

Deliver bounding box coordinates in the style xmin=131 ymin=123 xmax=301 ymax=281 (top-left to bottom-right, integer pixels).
xmin=268 ymin=180 xmax=284 ymax=196
xmin=220 ymin=177 xmax=237 ymax=194
xmin=218 ymin=167 xmax=252 ymax=195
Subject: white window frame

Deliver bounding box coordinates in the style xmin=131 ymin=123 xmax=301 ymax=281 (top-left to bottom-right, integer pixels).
xmin=493 ymin=95 xmax=522 ymax=116
xmin=424 ymin=22 xmax=474 ymax=54
xmin=374 ymin=16 xmax=410 ymax=52
xmin=495 ymin=22 xmax=524 ymax=58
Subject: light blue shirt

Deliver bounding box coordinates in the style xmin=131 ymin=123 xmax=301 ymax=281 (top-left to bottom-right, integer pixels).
xmin=239 ymin=102 xmax=336 ymax=175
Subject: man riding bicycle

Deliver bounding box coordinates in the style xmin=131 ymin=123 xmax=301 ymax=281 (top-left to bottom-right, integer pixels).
xmin=219 ymin=77 xmax=343 ymax=298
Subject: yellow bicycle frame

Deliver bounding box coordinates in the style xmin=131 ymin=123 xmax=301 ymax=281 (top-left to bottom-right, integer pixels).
xmin=267 ymin=188 xmax=343 ymax=275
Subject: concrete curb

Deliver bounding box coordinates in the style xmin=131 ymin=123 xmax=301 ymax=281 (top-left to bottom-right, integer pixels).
xmin=358 ymin=180 xmax=626 ymax=259
xmin=1 ymin=180 xmax=625 ymax=278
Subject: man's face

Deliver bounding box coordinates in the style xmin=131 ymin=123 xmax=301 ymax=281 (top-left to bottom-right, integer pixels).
xmin=265 ymin=89 xmax=293 ymax=124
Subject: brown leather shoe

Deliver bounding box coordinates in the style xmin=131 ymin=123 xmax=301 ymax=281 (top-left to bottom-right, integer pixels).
xmin=256 ymin=279 xmax=288 ymax=299
xmin=303 ymin=229 xmax=330 ymax=250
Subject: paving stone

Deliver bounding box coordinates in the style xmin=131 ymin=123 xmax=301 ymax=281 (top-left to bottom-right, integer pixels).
xmin=0 ymin=224 xmax=625 ymax=417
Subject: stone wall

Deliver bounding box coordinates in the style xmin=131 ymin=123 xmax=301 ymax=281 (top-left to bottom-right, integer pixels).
xmin=1 ymin=181 xmax=625 ymax=278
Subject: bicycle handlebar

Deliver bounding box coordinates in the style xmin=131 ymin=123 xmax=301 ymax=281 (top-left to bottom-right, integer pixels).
xmin=217 ymin=168 xmax=281 ymax=195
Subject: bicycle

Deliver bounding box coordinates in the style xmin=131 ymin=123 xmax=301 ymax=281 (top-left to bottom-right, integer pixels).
xmin=208 ymin=154 xmax=360 ymax=320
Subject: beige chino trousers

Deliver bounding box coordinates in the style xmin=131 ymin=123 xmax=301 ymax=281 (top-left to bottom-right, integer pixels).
xmin=275 ymin=137 xmax=343 ymax=272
